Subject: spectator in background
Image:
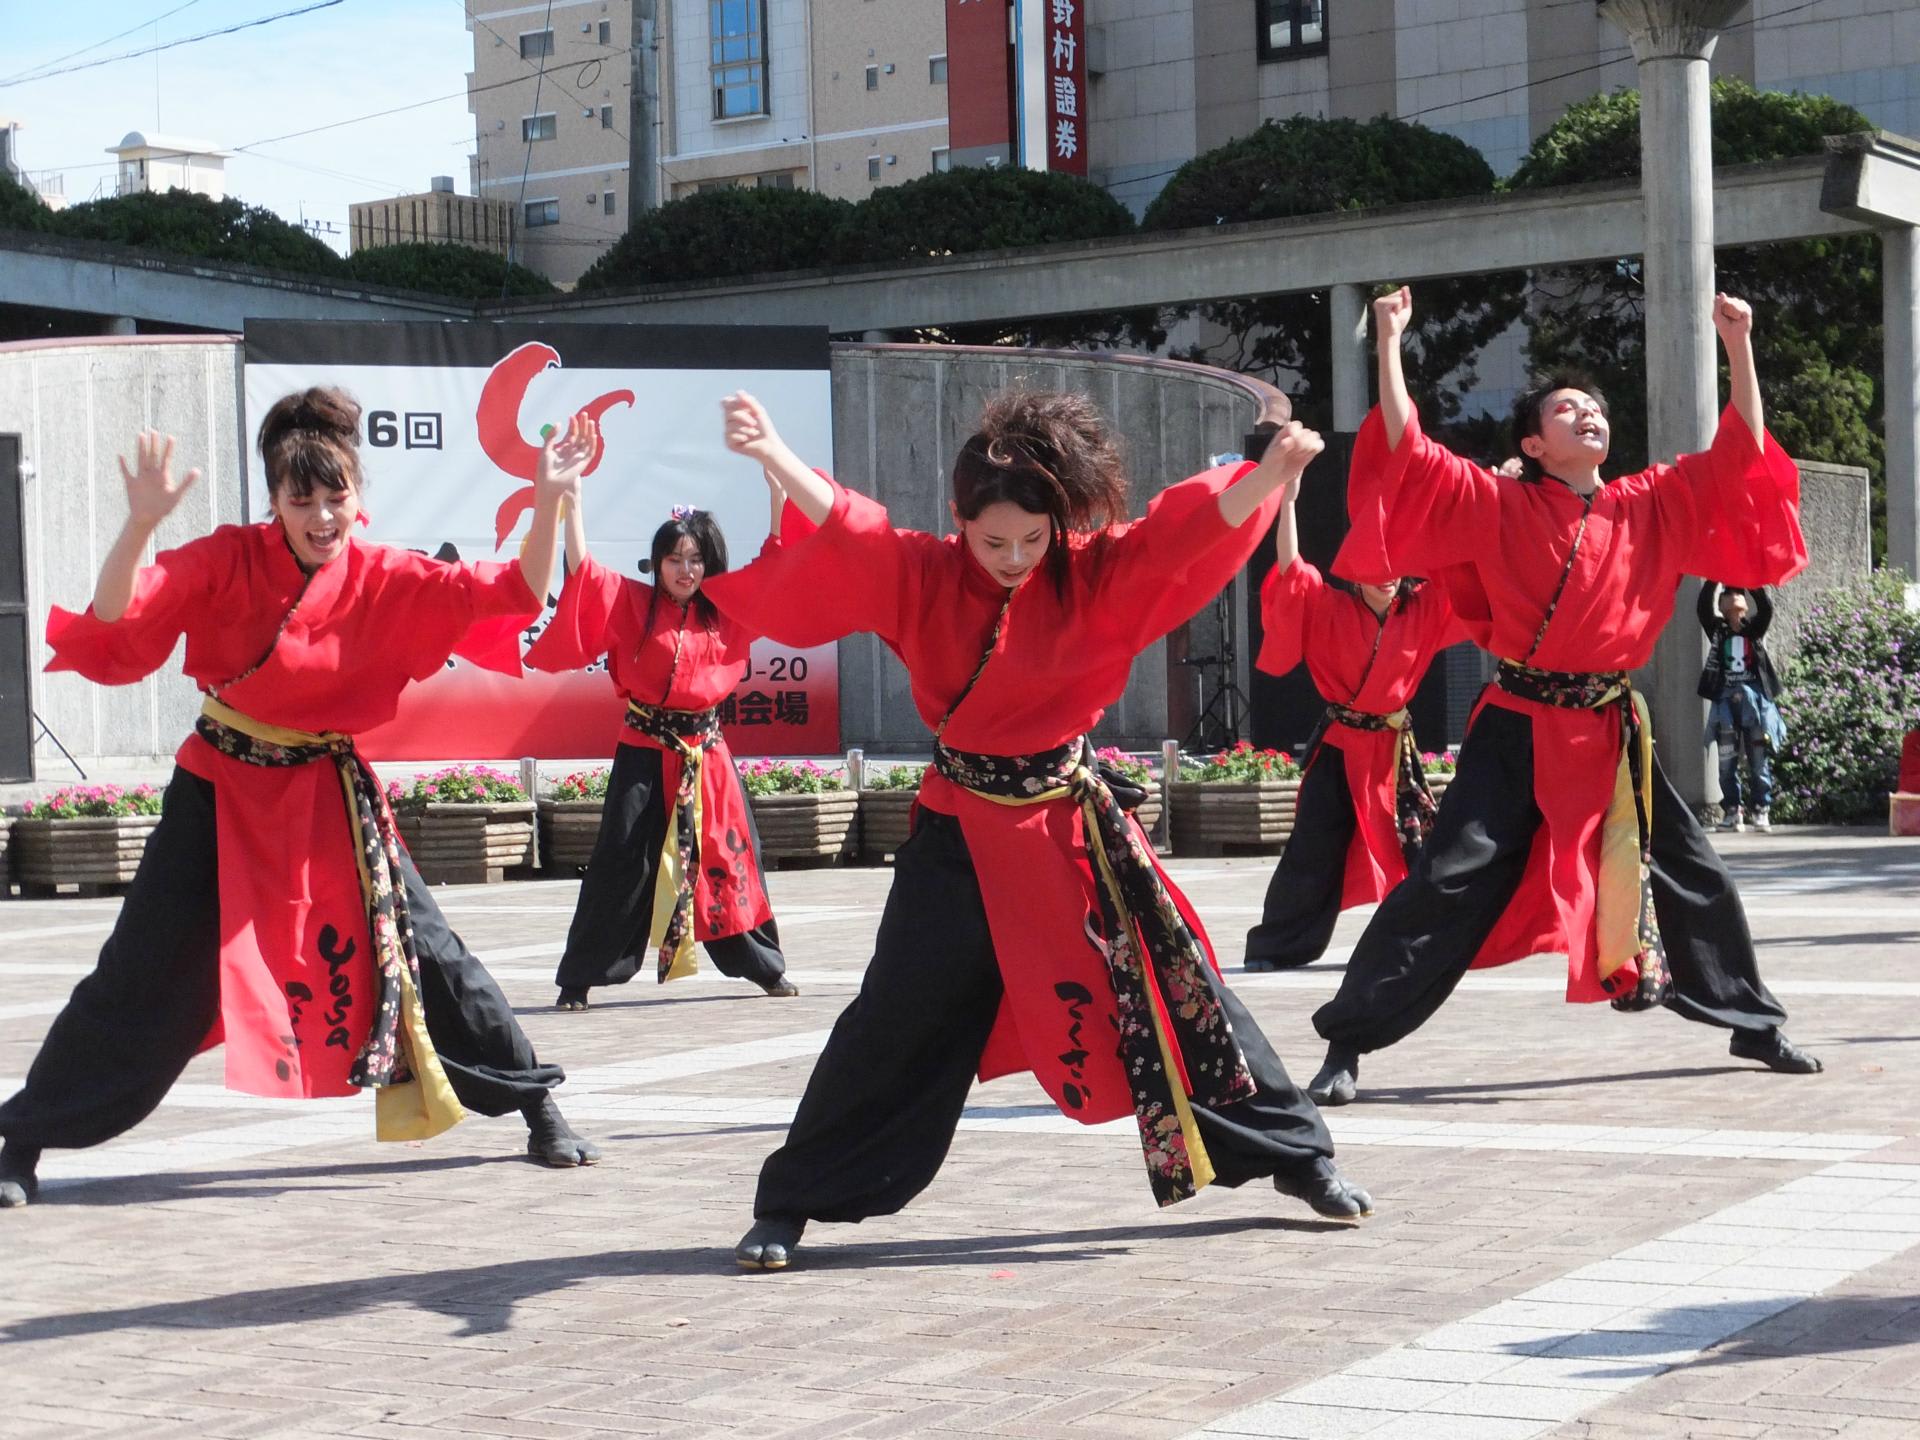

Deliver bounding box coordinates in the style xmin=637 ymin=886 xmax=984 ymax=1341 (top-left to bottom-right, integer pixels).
xmin=1697 ymin=581 xmax=1785 ymax=834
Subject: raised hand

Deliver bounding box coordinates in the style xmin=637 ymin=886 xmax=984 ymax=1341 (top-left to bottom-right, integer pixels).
xmin=536 ymin=413 xmax=598 ymax=499
xmin=116 ymin=431 xmax=200 ymax=529
xmin=721 ymin=391 xmax=784 ymax=464
xmin=1494 ymin=456 xmax=1525 ymax=479
xmin=1373 ymin=286 xmax=1414 ymax=344
xmin=1268 ymin=420 xmax=1326 ymax=483
xmin=1712 ymin=293 xmax=1754 ymax=345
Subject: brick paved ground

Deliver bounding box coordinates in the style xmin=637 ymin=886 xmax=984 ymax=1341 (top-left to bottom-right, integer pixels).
xmin=1 ymin=826 xmax=1915 ymax=1439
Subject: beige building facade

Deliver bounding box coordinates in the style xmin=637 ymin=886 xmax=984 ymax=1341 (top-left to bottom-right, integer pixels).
xmin=349 ymin=178 xmax=517 ymax=257
xmin=466 ymin=0 xmax=951 ymax=284
xmin=1093 ymin=1 xmax=1920 ymax=215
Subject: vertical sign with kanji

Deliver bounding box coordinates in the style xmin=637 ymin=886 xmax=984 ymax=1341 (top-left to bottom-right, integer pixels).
xmin=1043 ymin=0 xmax=1086 ymax=176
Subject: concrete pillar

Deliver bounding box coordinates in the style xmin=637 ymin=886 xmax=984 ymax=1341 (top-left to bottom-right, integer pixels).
xmin=1885 ymin=226 xmax=1920 ymax=578
xmin=1329 ymin=282 xmax=1370 ymax=433
xmin=1600 ymin=0 xmax=1745 ymax=809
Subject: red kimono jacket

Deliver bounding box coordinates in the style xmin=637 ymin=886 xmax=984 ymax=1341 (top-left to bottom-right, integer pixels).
xmin=1257 ymin=559 xmax=1467 ymax=908
xmin=1334 ymin=403 xmax=1807 ymax=1001
xmin=47 ymin=523 xmax=539 ymax=1102
xmin=705 ymin=466 xmax=1280 ymax=1129
xmin=523 ymin=553 xmax=773 ymax=939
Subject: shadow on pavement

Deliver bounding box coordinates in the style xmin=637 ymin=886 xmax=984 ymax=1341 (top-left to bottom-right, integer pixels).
xmin=0 ymin=1214 xmax=1349 ymax=1343
xmin=1369 ymin=1065 xmax=1753 ymax=1105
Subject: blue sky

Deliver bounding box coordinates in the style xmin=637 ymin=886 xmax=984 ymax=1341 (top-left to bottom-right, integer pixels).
xmin=1 ymin=1 xmax=483 ymax=251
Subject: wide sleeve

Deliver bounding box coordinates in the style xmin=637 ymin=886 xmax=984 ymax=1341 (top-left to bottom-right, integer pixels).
xmin=523 ymin=553 xmax=625 ymax=673
xmin=700 ymin=474 xmax=925 ymax=649
xmin=1087 ymin=462 xmax=1282 ymax=649
xmin=1333 ymin=404 xmax=1503 ymax=585
xmin=1749 ymin=585 xmax=1774 ymax=640
xmin=1657 ymin=406 xmax=1808 ymax=588
xmin=413 ymin=558 xmax=539 ymax=679
xmin=1254 ymin=557 xmax=1324 ymax=675
xmin=45 ymin=532 xmax=230 ymax=685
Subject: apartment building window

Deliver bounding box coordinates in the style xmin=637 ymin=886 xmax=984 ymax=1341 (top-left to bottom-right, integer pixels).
xmin=865 ymin=65 xmax=879 ymax=91
xmin=711 ymin=0 xmax=768 ymax=119
xmin=519 ymin=29 xmax=554 ymax=60
xmin=929 ymin=55 xmax=948 ymax=84
xmin=597 ymin=19 xmax=611 ymax=44
xmin=524 ymin=198 xmax=559 ymax=226
xmin=603 ymin=189 xmax=617 ymax=216
xmin=601 ymin=104 xmax=614 ymax=129
xmin=931 ymin=147 xmax=951 ymax=173
xmin=756 ymin=171 xmax=795 ymax=190
xmin=867 ymin=156 xmax=881 ymax=181
xmin=522 ymin=113 xmax=557 ymax=142
xmin=1258 ymin=0 xmax=1327 ymax=60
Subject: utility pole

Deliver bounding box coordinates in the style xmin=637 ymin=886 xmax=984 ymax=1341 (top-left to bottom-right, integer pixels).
xmin=630 ymin=0 xmax=659 ymax=215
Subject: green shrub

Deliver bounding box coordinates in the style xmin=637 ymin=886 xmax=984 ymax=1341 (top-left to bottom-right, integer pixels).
xmin=574 ymin=187 xmax=850 ymax=291
xmin=1771 ymin=572 xmax=1920 ymax=823
xmin=345 ymin=242 xmax=555 ymax=299
xmin=547 ymin=768 xmax=612 ymax=802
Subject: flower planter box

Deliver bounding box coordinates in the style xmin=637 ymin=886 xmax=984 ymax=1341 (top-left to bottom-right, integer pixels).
xmin=1170 ymin=780 xmax=1300 ymax=855
xmin=752 ymin=791 xmax=859 ymax=866
xmin=538 ymin=798 xmax=605 ymax=872
xmin=11 ymin=814 xmax=160 ymax=892
xmin=396 ymin=802 xmax=536 ymax=885
xmin=1893 ymin=792 xmax=1920 ymax=838
xmin=858 ymin=789 xmax=919 ymax=863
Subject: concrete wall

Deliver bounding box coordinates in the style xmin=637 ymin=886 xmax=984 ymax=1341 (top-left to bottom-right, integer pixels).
xmin=1767 ymin=461 xmax=1874 ymax=670
xmin=0 ymin=337 xmax=246 ymax=770
xmin=0 ymin=336 xmax=1264 ymax=770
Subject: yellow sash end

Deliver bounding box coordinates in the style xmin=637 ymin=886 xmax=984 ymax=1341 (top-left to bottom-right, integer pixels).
xmin=1594 ymin=690 xmax=1654 ymax=982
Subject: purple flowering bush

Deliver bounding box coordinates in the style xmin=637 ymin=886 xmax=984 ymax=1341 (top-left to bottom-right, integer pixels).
xmin=384 ymin=764 xmax=528 ymax=812
xmin=1773 ymin=572 xmax=1920 ymax=823
xmin=737 ymin=758 xmax=847 ymax=797
xmin=22 ymin=782 xmax=164 ymax=820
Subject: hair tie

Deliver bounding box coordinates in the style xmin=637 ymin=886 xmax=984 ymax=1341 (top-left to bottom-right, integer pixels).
xmin=670 ymin=504 xmax=696 ymax=521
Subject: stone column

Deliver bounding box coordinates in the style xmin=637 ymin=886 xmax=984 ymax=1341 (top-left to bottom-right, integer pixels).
xmin=1329 ymin=282 xmax=1370 ymax=433
xmin=1599 ymin=0 xmax=1745 ymax=810
xmin=1885 ymin=225 xmax=1920 ymax=578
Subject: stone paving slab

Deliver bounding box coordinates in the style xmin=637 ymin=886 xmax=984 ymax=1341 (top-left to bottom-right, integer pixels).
xmin=0 ymin=828 xmax=1914 ymax=1438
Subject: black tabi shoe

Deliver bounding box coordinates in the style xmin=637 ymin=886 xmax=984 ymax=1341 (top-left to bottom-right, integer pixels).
xmin=0 ymin=1142 xmax=41 ymax=1209
xmin=1243 ymin=957 xmax=1282 ymax=973
xmin=1729 ymin=1028 xmax=1824 ymax=1075
xmin=1306 ymin=1048 xmax=1359 ymax=1107
xmin=524 ymin=1094 xmax=603 ymax=1166
xmin=759 ymin=977 xmax=800 ymax=998
xmin=1275 ymin=1157 xmax=1374 ymax=1220
xmin=555 ymin=987 xmax=591 ymax=1012
xmin=735 ymin=1216 xmax=805 ymax=1271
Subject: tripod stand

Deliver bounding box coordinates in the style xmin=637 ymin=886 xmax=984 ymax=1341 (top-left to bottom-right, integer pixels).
xmin=1178 ymin=582 xmax=1250 ymax=753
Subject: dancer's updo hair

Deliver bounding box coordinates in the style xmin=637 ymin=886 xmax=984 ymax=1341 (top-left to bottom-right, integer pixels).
xmin=952 ymin=391 xmax=1129 ymax=581
xmin=256 ymin=386 xmax=364 ymax=500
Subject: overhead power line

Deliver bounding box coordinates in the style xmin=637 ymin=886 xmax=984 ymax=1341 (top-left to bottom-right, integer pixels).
xmin=0 ymin=0 xmax=342 ymax=89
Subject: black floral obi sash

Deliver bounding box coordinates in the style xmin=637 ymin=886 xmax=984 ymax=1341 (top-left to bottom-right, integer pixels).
xmin=933 ymin=736 xmax=1256 ymax=1207
xmin=1305 ymin=702 xmax=1437 ymax=864
xmin=625 ymin=699 xmax=722 ymax=982
xmin=193 ymin=698 xmax=460 ymax=1130
xmin=1493 ymin=660 xmax=1670 ymax=1011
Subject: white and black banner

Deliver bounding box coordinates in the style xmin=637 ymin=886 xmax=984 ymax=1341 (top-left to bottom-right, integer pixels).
xmin=242 ymin=320 xmax=839 ymax=760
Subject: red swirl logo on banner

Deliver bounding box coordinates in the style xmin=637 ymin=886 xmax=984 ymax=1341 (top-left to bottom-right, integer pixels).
xmin=476 ymin=341 xmax=635 ymax=549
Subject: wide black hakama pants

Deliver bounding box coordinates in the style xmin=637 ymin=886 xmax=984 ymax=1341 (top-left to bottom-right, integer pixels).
xmin=754 ymin=810 xmax=1334 ymax=1223
xmin=553 ymin=742 xmax=786 ymax=992
xmin=0 ymin=767 xmax=565 ymax=1151
xmin=1244 ymin=749 xmax=1357 ymax=970
xmin=1312 ymin=703 xmax=1788 ymax=1056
